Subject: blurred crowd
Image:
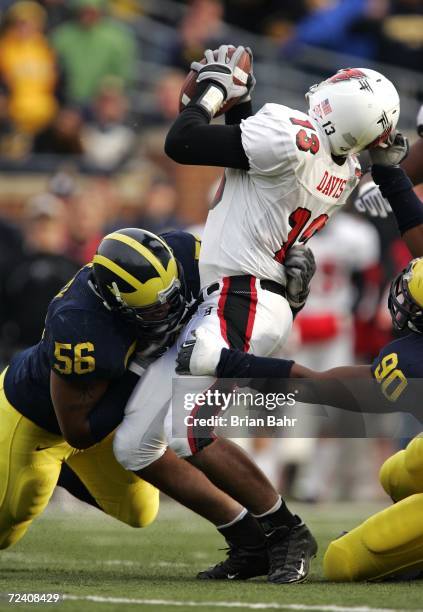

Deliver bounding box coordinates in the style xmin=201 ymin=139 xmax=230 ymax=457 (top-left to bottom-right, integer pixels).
xmin=0 ymin=0 xmax=420 ymax=164
xmin=0 ymin=0 xmax=422 ymax=502
xmin=0 ymin=0 xmax=137 ymax=169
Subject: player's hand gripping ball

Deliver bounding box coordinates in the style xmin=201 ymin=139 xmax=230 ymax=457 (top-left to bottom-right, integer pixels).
xmin=179 ymin=45 xmax=253 ymax=117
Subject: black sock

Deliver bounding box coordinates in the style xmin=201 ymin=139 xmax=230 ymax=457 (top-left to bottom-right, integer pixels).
xmin=255 ymin=501 xmax=299 ymax=535
xmin=218 ymin=512 xmax=266 ymax=548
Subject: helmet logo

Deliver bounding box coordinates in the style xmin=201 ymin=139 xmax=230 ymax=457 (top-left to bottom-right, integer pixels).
xmin=358 ymin=79 xmax=373 ymax=93
xmin=377 ymin=111 xmax=390 ymax=129
xmin=328 ymin=68 xmax=366 ymax=83
xmin=367 ymin=112 xmax=393 ymax=148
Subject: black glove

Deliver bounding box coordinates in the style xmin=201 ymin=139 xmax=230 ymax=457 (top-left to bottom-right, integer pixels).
xmin=176 ymin=338 xmax=196 ymax=374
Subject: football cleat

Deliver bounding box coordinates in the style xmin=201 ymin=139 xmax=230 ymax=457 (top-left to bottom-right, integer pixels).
xmin=383 ymin=568 xmax=423 ymax=582
xmin=264 ymin=517 xmax=318 ymax=584
xmin=197 ymin=541 xmax=269 ymax=580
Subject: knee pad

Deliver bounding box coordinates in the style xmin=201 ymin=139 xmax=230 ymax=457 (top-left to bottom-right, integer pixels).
xmin=324 ymin=493 xmax=423 ymax=581
xmin=379 ymin=450 xmax=411 ymax=501
xmin=118 ymin=482 xmax=160 ymax=528
xmin=404 ymin=435 xmax=423 ymax=487
xmin=380 ymin=436 xmax=423 ymax=501
xmin=113 ymin=429 xmax=167 ymax=472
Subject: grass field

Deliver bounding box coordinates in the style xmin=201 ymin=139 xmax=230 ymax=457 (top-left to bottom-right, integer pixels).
xmin=0 ymin=498 xmax=422 ymax=612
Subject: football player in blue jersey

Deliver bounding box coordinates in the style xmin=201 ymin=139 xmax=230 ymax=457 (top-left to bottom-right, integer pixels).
xmin=0 ymin=228 xmax=198 ymax=548
xmin=177 ymin=133 xmax=423 ymax=581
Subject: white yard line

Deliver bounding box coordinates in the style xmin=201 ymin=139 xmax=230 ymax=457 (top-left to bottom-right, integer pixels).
xmin=62 ymin=595 xmax=406 ymax=612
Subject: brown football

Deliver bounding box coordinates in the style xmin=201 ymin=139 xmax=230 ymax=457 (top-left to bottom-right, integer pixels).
xmin=179 ymin=46 xmax=252 ymax=117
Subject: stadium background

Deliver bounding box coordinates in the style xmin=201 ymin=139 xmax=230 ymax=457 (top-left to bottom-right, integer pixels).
xmin=0 ymin=3 xmax=422 ymax=607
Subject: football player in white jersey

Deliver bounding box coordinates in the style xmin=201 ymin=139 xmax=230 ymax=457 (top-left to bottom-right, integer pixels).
xmin=165 ymin=49 xmax=399 ymax=369
xmin=113 ymin=46 xmax=401 ymax=583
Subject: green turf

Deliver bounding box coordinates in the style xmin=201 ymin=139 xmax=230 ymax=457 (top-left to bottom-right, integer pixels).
xmin=0 ymin=500 xmax=422 ymax=611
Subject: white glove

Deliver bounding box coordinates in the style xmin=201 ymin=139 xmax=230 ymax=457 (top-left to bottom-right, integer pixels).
xmin=236 ymin=46 xmax=256 ymax=105
xmin=284 ymin=245 xmax=316 ymax=309
xmin=354 ymin=180 xmax=392 ymax=218
xmin=193 ymin=45 xmax=249 ymax=103
xmin=369 ymin=131 xmax=409 ymax=167
xmin=176 ymin=327 xmax=221 ymax=376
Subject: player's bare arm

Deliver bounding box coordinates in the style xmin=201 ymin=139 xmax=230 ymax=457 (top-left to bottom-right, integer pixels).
xmin=290 ymin=362 xmax=372 ymax=380
xmin=50 ymin=370 xmax=109 ymax=449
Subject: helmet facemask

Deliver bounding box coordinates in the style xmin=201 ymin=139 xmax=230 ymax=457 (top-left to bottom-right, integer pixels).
xmin=109 ymin=265 xmax=187 ymax=339
xmin=91 ymin=228 xmax=188 ymax=340
xmin=388 ymin=269 xmax=423 ymax=334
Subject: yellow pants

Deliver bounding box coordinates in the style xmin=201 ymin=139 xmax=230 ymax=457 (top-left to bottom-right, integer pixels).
xmin=0 ymin=370 xmax=159 ymax=549
xmin=379 ymin=434 xmax=423 ymax=502
xmin=324 ymin=435 xmax=423 ymax=581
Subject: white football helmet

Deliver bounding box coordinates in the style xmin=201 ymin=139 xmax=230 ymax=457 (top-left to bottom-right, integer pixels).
xmin=306 ymin=68 xmax=400 ymax=157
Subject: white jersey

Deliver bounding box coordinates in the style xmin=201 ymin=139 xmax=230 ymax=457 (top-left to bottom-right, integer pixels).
xmin=199 ymin=103 xmax=361 ymax=288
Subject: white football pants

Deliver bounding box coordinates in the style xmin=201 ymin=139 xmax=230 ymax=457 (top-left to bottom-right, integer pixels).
xmin=113 ymin=276 xmax=292 ymax=471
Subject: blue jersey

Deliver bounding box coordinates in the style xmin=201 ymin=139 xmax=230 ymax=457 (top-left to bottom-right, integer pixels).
xmin=4 ymin=231 xmax=200 ymax=434
xmin=371 ymin=333 xmax=423 ymax=404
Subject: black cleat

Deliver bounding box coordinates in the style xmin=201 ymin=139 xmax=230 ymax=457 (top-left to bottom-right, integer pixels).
xmin=197 ymin=542 xmax=269 ymax=580
xmin=265 ymin=517 xmax=318 ymax=584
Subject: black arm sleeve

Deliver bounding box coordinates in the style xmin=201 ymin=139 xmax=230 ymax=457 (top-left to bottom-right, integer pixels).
xmin=372 ymin=165 xmax=423 ymax=235
xmin=165 ymin=84 xmax=249 ymax=170
xmin=217 ymin=348 xmax=295 ymax=378
xmin=225 ymin=100 xmax=253 ymax=126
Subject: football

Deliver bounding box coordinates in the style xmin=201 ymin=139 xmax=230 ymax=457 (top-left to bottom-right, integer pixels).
xmin=179 ymin=46 xmax=252 ymax=117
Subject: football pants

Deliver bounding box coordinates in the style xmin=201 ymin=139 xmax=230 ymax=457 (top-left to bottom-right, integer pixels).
xmin=114 ymin=275 xmax=293 ymax=471
xmin=379 ymin=434 xmax=423 ymax=502
xmin=324 ymin=493 xmax=423 ymax=581
xmin=0 ymin=369 xmax=159 ymax=549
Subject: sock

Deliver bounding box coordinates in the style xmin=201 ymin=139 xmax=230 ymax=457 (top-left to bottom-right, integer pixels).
xmin=217 ymin=508 xmax=247 ymax=529
xmin=252 ymin=495 xmax=282 ymax=517
xmin=218 ymin=512 xmax=266 ymax=548
xmin=253 ymin=496 xmax=299 ymax=533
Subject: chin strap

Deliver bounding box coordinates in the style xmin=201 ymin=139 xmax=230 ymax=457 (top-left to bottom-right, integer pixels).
xmin=87 ymin=277 xmax=112 ymax=311
xmin=110 ymin=281 xmax=126 ymax=307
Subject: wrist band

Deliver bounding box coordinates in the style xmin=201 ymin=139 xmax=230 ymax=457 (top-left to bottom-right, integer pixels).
xmin=187 ymin=82 xmax=225 ymax=119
